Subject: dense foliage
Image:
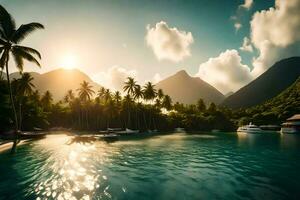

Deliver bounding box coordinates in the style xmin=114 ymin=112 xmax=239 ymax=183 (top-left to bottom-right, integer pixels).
xmin=236 ymin=78 xmax=300 ymax=126
xmin=0 ymin=74 xmax=236 ymax=132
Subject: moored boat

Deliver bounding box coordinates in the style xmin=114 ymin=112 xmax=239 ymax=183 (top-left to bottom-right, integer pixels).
xmin=237 ymin=123 xmax=262 ymax=133
xmin=281 ymin=114 xmax=300 ymax=134
xmin=20 ymin=132 xmax=47 ymax=139
xmin=99 ymin=128 xmax=139 ymax=135
xmin=116 ymin=128 xmax=139 ymax=135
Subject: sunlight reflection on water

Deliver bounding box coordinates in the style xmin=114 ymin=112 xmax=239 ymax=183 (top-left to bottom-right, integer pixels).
xmin=28 ymin=135 xmax=115 ymax=200
xmin=0 ymin=132 xmax=300 ymax=200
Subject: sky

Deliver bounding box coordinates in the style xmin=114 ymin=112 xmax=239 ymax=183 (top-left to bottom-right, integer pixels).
xmin=1 ymin=0 xmax=300 ymax=94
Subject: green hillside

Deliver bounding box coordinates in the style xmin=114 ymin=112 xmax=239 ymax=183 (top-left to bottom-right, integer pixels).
xmin=238 ymin=78 xmax=300 ymax=125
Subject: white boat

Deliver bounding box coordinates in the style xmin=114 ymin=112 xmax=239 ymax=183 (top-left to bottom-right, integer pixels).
xmin=237 ymin=123 xmax=262 ymax=133
xmin=116 ymin=128 xmax=139 ymax=135
xmin=281 ymin=114 xmax=300 ymax=134
xmin=175 ymin=127 xmax=185 ymax=133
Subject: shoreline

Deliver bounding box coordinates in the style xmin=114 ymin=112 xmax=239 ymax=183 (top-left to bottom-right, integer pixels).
xmin=0 ymin=141 xmax=27 ymax=153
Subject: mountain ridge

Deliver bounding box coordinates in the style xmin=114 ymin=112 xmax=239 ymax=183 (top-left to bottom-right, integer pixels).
xmin=1 ymin=68 xmax=102 ymax=101
xmin=156 ymin=70 xmax=225 ymax=104
xmin=222 ymin=57 xmax=300 ymax=108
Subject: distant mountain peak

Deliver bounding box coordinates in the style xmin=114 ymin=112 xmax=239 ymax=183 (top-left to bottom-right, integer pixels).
xmin=175 ymin=70 xmax=189 ymax=77
xmin=156 ymin=70 xmax=224 ymax=104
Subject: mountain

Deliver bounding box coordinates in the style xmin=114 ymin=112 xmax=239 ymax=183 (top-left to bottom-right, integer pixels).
xmin=245 ymin=77 xmax=300 ymax=125
xmin=1 ymin=68 xmax=102 ymax=101
xmin=156 ymin=70 xmax=225 ymax=104
xmin=222 ymin=57 xmax=300 ymax=108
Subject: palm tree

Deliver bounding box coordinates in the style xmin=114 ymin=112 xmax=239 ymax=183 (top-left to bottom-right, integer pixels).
xmin=123 ymin=94 xmax=133 ymax=128
xmin=17 ymin=73 xmax=35 ymax=96
xmin=133 ymin=84 xmax=143 ymax=102
xmin=113 ymin=91 xmax=122 ymax=126
xmin=123 ymin=77 xmax=136 ymax=96
xmin=157 ymin=89 xmax=164 ymax=100
xmin=31 ymin=90 xmax=41 ymax=104
xmin=123 ymin=77 xmax=137 ymax=128
xmin=97 ymin=87 xmax=106 ymax=103
xmin=104 ymin=89 xmax=112 ymax=104
xmin=77 ymin=81 xmax=94 ymax=102
xmin=133 ymin=84 xmax=143 ymax=129
xmin=0 ymin=5 xmax=44 ymax=133
xmin=196 ymin=99 xmax=206 ymax=112
xmin=155 ymin=98 xmax=161 ymax=108
xmin=105 ymin=98 xmax=116 ymax=129
xmin=143 ymin=82 xmax=157 ymax=129
xmin=77 ymin=81 xmax=94 ymax=129
xmin=143 ymin=82 xmax=157 ymax=103
xmin=162 ymin=95 xmax=172 ymax=111
xmin=113 ymin=91 xmax=122 ymax=104
xmin=41 ymin=90 xmax=53 ymax=110
xmin=16 ymin=73 xmax=35 ymax=130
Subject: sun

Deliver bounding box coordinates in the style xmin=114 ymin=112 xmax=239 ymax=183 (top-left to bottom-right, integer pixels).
xmin=61 ymin=54 xmax=77 ymax=69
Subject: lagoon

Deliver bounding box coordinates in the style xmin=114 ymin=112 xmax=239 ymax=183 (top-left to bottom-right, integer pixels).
xmin=0 ymin=132 xmax=300 ymax=200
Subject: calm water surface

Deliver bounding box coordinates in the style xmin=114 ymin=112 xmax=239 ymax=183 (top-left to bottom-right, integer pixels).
xmin=0 ymin=132 xmax=300 ymax=200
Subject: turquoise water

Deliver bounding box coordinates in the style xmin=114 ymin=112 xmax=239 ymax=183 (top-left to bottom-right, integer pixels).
xmin=0 ymin=132 xmax=300 ymax=200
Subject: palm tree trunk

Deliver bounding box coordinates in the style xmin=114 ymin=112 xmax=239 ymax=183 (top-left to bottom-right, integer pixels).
xmin=5 ymin=54 xmax=19 ymax=153
xmin=143 ymin=112 xmax=148 ymax=130
xmin=86 ymin=109 xmax=89 ymax=130
xmin=5 ymin=57 xmax=18 ymax=132
xmin=19 ymin=103 xmax=22 ymax=131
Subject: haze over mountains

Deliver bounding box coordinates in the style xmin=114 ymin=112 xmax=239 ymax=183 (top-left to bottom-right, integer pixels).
xmin=2 ymin=69 xmax=102 ymax=101
xmin=1 ymin=57 xmax=299 ymax=106
xmin=222 ymin=57 xmax=300 ymax=108
xmin=156 ymin=70 xmax=225 ymax=104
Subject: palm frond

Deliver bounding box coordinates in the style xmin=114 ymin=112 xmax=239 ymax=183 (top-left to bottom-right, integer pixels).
xmin=11 ymin=22 xmax=44 ymax=43
xmin=0 ymin=49 xmax=7 ymax=70
xmin=11 ymin=48 xmax=24 ymax=72
xmin=14 ymin=45 xmax=41 ymax=59
xmin=0 ymin=38 xmax=7 ymax=45
xmin=0 ymin=5 xmax=16 ymax=39
xmin=12 ymin=47 xmax=41 ymax=68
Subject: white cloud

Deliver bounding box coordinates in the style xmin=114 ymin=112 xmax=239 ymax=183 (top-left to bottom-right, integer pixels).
xmin=232 ymin=0 xmax=253 ymax=31
xmin=92 ymin=66 xmax=137 ymax=91
xmin=146 ymin=21 xmax=194 ymax=62
xmin=240 ymin=37 xmax=253 ymax=52
xmin=196 ymin=50 xmax=253 ymax=94
xmin=234 ymin=23 xmax=242 ymax=31
xmin=250 ymin=0 xmax=300 ymax=77
xmin=239 ymin=0 xmax=254 ymax=10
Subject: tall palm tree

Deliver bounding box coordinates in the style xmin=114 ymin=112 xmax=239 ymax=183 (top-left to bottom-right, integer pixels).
xmin=123 ymin=94 xmax=133 ymax=128
xmin=157 ymin=89 xmax=164 ymax=100
xmin=77 ymin=81 xmax=94 ymax=129
xmin=0 ymin=5 xmax=44 ymax=132
xmin=31 ymin=90 xmax=40 ymax=105
xmin=143 ymin=82 xmax=157 ymax=129
xmin=104 ymin=89 xmax=112 ymax=104
xmin=155 ymin=98 xmax=161 ymax=109
xmin=133 ymin=84 xmax=143 ymax=102
xmin=17 ymin=73 xmax=35 ymax=96
xmin=97 ymin=87 xmax=106 ymax=103
xmin=77 ymin=81 xmax=94 ymax=102
xmin=196 ymin=98 xmax=206 ymax=112
xmin=162 ymin=95 xmax=172 ymax=111
xmin=123 ymin=77 xmax=136 ymax=96
xmin=123 ymin=77 xmax=137 ymax=128
xmin=41 ymin=90 xmax=53 ymax=110
xmin=143 ymin=82 xmax=157 ymax=103
xmin=113 ymin=91 xmax=122 ymax=104
xmin=133 ymin=84 xmax=143 ymax=129
xmin=64 ymin=89 xmax=75 ymax=104
xmin=16 ymin=73 xmax=35 ymax=130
